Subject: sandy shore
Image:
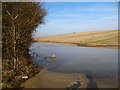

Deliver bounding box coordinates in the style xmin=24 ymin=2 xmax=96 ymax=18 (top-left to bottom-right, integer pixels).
xmin=21 ymin=69 xmax=89 ymax=88
xmin=21 ymin=69 xmax=118 ymax=88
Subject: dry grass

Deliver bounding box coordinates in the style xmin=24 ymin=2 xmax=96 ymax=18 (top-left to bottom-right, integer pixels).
xmin=34 ymin=30 xmax=119 ymax=49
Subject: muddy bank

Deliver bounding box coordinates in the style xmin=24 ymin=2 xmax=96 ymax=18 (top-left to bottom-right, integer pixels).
xmin=22 ymin=69 xmax=118 ymax=88
xmin=21 ymin=69 xmax=89 ymax=88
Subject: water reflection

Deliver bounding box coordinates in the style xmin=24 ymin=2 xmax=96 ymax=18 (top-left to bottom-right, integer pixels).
xmin=30 ymin=50 xmax=57 ymax=69
xmin=30 ymin=43 xmax=118 ymax=80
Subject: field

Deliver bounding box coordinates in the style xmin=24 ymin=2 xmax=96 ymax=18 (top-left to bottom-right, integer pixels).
xmin=34 ymin=30 xmax=119 ymax=49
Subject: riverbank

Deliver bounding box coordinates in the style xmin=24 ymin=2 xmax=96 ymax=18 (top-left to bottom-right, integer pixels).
xmin=21 ymin=69 xmax=118 ymax=88
xmin=33 ymin=30 xmax=119 ymax=49
xmin=33 ymin=41 xmax=118 ymax=49
xmin=21 ymin=69 xmax=89 ymax=88
xmin=2 ymin=56 xmax=41 ymax=88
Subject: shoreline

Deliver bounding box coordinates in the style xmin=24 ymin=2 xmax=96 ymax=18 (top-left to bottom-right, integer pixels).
xmin=33 ymin=41 xmax=119 ymax=49
xmin=21 ymin=69 xmax=89 ymax=88
xmin=21 ymin=68 xmax=118 ymax=88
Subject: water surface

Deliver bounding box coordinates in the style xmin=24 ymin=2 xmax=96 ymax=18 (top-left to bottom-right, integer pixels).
xmin=30 ymin=43 xmax=118 ymax=79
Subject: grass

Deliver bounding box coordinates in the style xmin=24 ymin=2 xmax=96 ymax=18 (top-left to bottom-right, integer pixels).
xmin=33 ymin=30 xmax=119 ymax=49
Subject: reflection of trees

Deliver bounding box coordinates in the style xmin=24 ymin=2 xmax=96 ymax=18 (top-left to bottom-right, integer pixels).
xmin=31 ymin=51 xmax=57 ymax=68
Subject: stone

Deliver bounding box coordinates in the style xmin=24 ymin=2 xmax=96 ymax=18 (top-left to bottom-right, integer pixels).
xmin=51 ymin=54 xmax=56 ymax=58
xmin=22 ymin=76 xmax=28 ymax=79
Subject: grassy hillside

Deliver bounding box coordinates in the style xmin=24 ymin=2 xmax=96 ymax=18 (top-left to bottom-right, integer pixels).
xmin=34 ymin=30 xmax=119 ymax=49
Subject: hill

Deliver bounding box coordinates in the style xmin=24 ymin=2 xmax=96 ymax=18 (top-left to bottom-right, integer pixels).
xmin=33 ymin=30 xmax=119 ymax=49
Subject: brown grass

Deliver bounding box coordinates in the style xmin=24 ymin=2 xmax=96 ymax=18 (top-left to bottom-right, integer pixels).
xmin=33 ymin=30 xmax=119 ymax=49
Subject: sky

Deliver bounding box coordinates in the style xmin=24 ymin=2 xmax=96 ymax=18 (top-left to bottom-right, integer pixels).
xmin=33 ymin=2 xmax=118 ymax=37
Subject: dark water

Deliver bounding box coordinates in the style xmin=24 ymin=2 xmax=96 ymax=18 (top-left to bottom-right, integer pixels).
xmin=30 ymin=43 xmax=118 ymax=79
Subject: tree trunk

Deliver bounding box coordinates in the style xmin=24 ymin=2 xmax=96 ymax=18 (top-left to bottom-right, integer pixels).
xmin=12 ymin=21 xmax=17 ymax=70
xmin=5 ymin=5 xmax=19 ymax=70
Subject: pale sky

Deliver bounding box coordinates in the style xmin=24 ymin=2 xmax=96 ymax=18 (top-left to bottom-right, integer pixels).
xmin=34 ymin=2 xmax=118 ymax=37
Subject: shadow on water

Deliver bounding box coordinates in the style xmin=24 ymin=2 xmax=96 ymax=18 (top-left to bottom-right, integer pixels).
xmin=86 ymin=74 xmax=98 ymax=89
